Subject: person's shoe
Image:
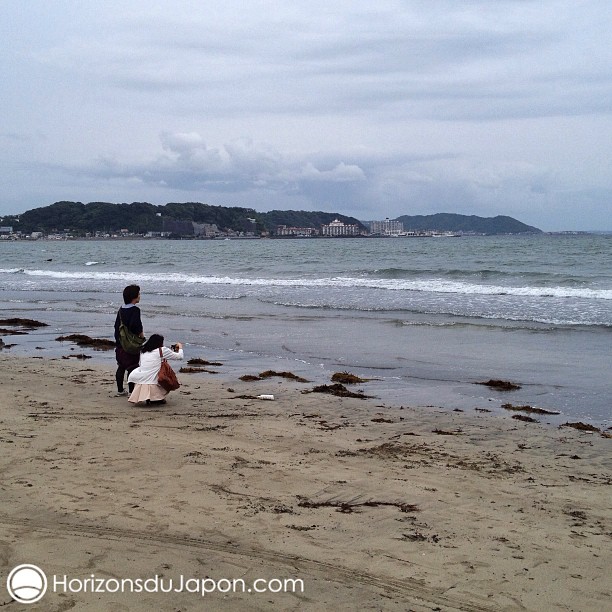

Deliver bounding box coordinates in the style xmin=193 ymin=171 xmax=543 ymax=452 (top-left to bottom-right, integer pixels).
xmin=115 ymin=390 xmax=128 ymax=397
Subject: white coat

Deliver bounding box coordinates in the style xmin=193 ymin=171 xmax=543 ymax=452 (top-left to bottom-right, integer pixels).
xmin=128 ymin=347 xmax=184 ymax=384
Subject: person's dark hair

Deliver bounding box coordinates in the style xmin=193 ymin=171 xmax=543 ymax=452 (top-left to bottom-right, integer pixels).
xmin=141 ymin=333 xmax=164 ymax=353
xmin=123 ymin=284 xmax=140 ymax=304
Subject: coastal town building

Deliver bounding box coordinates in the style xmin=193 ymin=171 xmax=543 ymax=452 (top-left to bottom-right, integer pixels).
xmin=321 ymin=219 xmax=360 ymax=236
xmin=162 ymin=218 xmax=194 ymax=235
xmin=369 ymin=218 xmax=404 ymax=235
xmin=193 ymin=222 xmax=221 ymax=238
xmin=276 ymin=225 xmax=318 ymax=237
xmin=243 ymin=217 xmax=257 ymax=235
xmin=0 ymin=226 xmax=17 ymax=240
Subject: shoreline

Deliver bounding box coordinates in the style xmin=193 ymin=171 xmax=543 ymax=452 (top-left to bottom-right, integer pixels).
xmin=3 ymin=232 xmax=603 ymax=243
xmin=0 ymin=354 xmax=610 ymax=610
xmin=2 ymin=312 xmax=610 ymax=430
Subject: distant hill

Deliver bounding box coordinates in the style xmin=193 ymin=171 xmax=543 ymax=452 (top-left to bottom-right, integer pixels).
xmin=394 ymin=213 xmax=542 ymax=235
xmin=5 ymin=201 xmax=539 ymax=236
xmin=10 ymin=201 xmax=258 ymax=234
xmin=5 ymin=201 xmax=365 ymax=235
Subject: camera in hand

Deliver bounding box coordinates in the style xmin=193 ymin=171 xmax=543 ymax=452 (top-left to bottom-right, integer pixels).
xmin=171 ymin=344 xmax=179 ymax=352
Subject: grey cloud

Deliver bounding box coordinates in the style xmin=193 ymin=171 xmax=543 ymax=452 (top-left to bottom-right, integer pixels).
xmin=58 ymin=132 xmax=556 ymax=221
xmin=0 ymin=132 xmax=31 ymax=142
xmin=29 ymin=2 xmax=611 ymax=122
xmin=294 ymin=30 xmax=548 ymax=75
xmin=76 ymin=133 xmax=366 ymax=196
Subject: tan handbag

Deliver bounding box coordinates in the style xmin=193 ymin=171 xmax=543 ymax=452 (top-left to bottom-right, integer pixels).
xmin=157 ymin=347 xmax=180 ymax=391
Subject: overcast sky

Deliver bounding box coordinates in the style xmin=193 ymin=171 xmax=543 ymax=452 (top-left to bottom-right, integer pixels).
xmin=1 ymin=1 xmax=611 ymax=231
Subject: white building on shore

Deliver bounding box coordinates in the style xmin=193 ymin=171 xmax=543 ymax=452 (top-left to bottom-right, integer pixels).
xmin=321 ymin=219 xmax=360 ymax=236
xmin=369 ymin=218 xmax=404 ymax=235
xmin=276 ymin=225 xmax=318 ymax=237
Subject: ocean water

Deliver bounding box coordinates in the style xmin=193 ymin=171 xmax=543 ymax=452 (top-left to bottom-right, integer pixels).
xmin=1 ymin=235 xmax=610 ymax=426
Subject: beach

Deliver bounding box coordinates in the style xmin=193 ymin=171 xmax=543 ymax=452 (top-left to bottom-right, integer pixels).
xmin=0 ymin=354 xmax=610 ymax=611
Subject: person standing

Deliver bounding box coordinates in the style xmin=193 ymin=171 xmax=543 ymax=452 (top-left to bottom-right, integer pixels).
xmin=114 ymin=284 xmax=144 ymax=396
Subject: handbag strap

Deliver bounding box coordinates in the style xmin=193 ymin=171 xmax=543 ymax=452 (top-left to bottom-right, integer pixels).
xmin=159 ymin=347 xmax=166 ymax=361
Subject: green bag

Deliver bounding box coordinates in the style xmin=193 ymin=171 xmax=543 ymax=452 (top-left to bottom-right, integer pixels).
xmin=118 ymin=309 xmax=145 ymax=354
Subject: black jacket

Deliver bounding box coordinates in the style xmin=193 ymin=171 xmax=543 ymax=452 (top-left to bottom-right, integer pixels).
xmin=114 ymin=306 xmax=143 ymax=346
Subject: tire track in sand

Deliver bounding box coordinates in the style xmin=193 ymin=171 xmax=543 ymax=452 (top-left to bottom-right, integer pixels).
xmin=0 ymin=514 xmax=495 ymax=611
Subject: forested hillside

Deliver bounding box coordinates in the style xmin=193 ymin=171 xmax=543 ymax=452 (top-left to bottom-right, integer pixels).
xmin=395 ymin=213 xmax=541 ymax=234
xmin=6 ymin=201 xmax=364 ymax=234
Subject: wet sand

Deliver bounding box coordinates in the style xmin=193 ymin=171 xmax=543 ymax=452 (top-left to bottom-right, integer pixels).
xmin=0 ymin=355 xmax=610 ymax=611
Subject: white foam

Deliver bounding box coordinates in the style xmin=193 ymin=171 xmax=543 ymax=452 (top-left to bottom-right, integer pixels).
xmin=1 ymin=268 xmax=610 ymax=300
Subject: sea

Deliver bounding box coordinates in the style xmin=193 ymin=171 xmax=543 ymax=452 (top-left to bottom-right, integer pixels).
xmin=1 ymin=234 xmax=610 ymax=427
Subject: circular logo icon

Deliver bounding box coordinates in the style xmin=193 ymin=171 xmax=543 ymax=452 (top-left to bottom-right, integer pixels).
xmin=6 ymin=564 xmax=48 ymax=604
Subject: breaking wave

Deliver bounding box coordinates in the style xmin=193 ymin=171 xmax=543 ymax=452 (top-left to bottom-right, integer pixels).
xmin=0 ymin=268 xmax=610 ymax=300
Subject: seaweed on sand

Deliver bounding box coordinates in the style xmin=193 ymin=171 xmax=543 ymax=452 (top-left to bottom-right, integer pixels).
xmin=259 ymin=370 xmax=309 ymax=382
xmin=477 ymin=379 xmax=522 ymax=391
xmin=187 ymin=358 xmax=223 ymax=366
xmin=560 ymin=422 xmax=601 ymax=433
xmin=240 ymin=370 xmax=309 ymax=383
xmin=0 ymin=318 xmax=48 ymax=328
xmin=512 ymin=414 xmax=539 ymax=423
xmin=297 ymin=495 xmax=418 ymax=514
xmin=55 ymin=334 xmax=115 ymax=350
xmin=502 ymin=403 xmax=560 ymax=415
xmin=432 ymin=428 xmax=463 ymax=435
xmin=303 ymin=383 xmax=373 ymax=399
xmin=331 ymin=372 xmax=368 ymax=384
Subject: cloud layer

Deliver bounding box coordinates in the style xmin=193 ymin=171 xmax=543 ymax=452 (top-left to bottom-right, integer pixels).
xmin=1 ymin=1 xmax=611 ymax=229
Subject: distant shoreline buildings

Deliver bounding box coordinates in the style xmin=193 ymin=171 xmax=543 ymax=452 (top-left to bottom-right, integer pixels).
xmin=0 ymin=216 xmax=472 ymax=240
xmin=0 ymin=214 xmax=544 ymax=241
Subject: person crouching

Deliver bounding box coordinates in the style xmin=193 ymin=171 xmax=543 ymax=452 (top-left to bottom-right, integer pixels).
xmin=128 ymin=334 xmax=183 ymax=405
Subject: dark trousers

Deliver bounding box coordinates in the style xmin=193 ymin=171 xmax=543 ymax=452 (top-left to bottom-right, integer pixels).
xmin=115 ymin=347 xmax=140 ymax=392
xmin=115 ymin=365 xmax=136 ymax=393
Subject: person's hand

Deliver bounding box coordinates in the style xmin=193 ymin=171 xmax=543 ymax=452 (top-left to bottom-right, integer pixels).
xmin=175 ymin=342 xmax=183 ymax=351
